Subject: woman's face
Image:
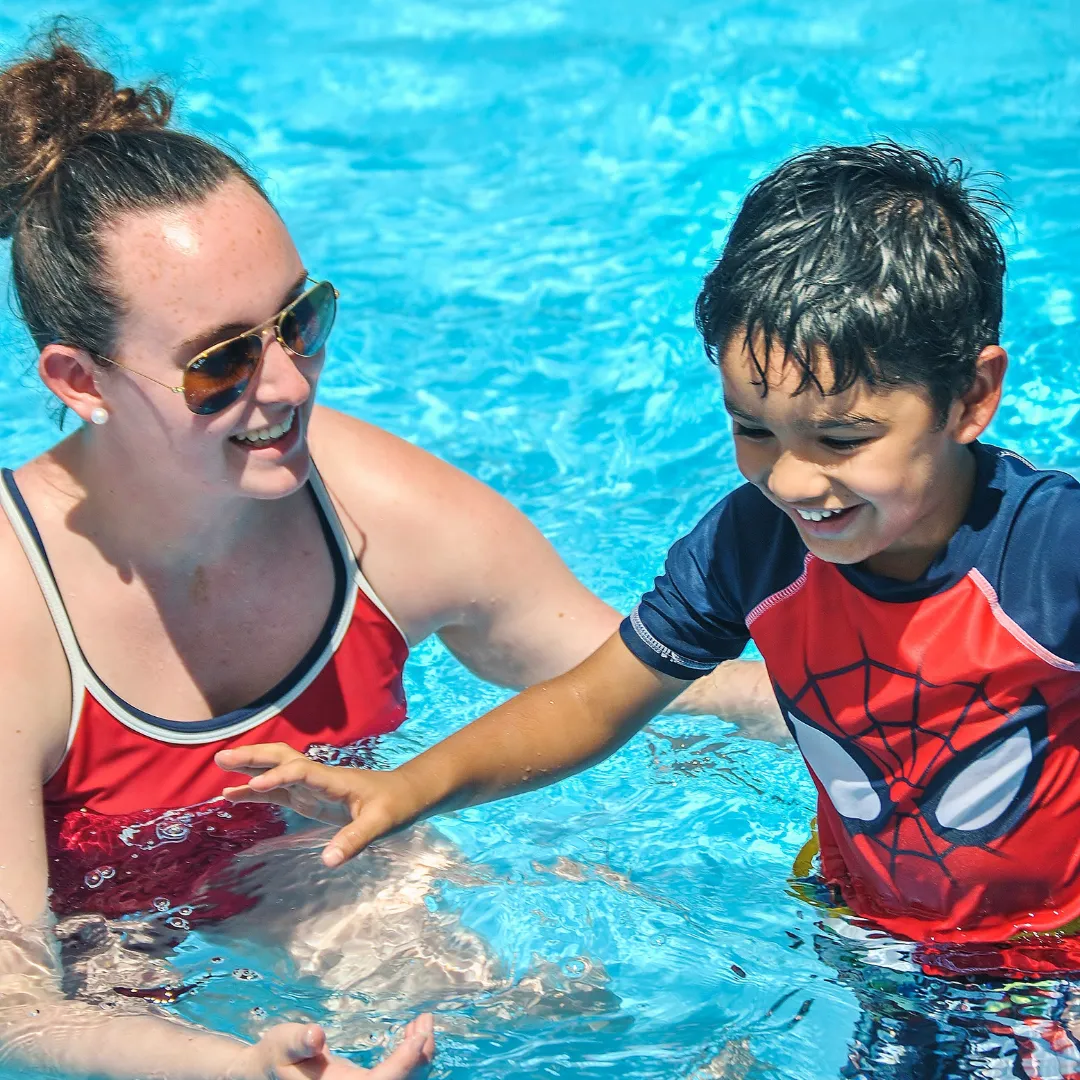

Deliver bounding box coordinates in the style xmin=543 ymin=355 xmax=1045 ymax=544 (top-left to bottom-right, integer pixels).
xmin=95 ymin=177 xmax=324 ymax=502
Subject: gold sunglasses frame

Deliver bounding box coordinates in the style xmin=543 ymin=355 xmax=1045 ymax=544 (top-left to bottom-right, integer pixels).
xmin=88 ymin=277 xmax=339 ymax=402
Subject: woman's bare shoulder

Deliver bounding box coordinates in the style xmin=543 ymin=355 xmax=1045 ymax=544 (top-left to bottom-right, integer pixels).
xmin=0 ymin=484 xmax=75 ymax=777
xmin=306 ymin=405 xmax=568 ymax=643
xmin=308 ymin=405 xmax=519 ymax=528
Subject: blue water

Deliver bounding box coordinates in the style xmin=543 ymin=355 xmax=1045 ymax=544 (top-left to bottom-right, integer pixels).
xmin=1 ymin=1 xmax=1078 ymax=1077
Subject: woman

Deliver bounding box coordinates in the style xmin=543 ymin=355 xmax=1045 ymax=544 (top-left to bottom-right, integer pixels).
xmin=0 ymin=31 xmax=777 ymax=1080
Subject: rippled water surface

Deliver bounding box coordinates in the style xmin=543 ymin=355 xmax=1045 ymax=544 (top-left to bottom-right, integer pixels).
xmin=1 ymin=1 xmax=1078 ymax=1077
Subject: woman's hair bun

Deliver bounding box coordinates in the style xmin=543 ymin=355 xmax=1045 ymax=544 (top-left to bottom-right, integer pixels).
xmin=0 ymin=30 xmax=173 ymax=237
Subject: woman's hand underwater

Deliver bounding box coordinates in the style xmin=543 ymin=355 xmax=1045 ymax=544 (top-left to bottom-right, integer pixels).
xmin=216 ymin=744 xmax=419 ymax=867
xmin=240 ymin=1016 xmax=434 ymax=1079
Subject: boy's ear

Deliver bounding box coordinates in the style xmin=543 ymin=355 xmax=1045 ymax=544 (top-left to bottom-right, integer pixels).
xmin=38 ymin=345 xmax=108 ymax=424
xmin=951 ymin=346 xmax=1007 ymax=445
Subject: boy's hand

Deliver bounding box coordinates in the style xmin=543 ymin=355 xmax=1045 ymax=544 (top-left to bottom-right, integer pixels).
xmin=215 ymin=744 xmax=416 ymax=867
xmin=218 ymin=638 xmax=681 ymax=870
xmin=241 ymin=1016 xmax=434 ymax=1079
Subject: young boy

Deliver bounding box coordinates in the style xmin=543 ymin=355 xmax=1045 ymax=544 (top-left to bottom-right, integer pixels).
xmin=218 ymin=142 xmax=1080 ymax=959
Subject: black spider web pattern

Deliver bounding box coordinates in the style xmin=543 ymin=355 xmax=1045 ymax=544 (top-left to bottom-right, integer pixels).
xmin=788 ymin=635 xmax=1017 ymax=884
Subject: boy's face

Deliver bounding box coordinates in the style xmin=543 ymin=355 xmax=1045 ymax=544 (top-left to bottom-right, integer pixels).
xmin=720 ymin=337 xmax=998 ymax=577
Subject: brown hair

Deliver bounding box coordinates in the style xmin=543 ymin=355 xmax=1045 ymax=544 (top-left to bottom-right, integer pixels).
xmin=0 ymin=29 xmax=268 ymax=359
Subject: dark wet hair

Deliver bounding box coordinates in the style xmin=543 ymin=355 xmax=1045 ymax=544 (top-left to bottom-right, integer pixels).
xmin=695 ymin=142 xmax=1007 ymax=421
xmin=0 ymin=28 xmax=268 ymax=359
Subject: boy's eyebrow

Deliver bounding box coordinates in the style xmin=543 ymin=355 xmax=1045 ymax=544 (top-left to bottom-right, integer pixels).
xmin=722 ymin=400 xmax=883 ymax=428
xmin=723 ymin=400 xmax=762 ymax=421
xmin=811 ymin=412 xmax=883 ymax=429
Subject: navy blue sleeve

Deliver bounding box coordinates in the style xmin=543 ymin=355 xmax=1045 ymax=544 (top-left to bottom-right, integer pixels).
xmin=619 ymin=494 xmax=751 ymax=680
xmin=995 ymin=464 xmax=1080 ymax=664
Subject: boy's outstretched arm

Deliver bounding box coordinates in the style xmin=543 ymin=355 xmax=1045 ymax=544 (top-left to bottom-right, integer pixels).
xmin=217 ymin=634 xmax=687 ymax=866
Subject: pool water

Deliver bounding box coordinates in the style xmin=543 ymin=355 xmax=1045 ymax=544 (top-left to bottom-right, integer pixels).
xmin=1 ymin=1 xmax=1078 ymax=1077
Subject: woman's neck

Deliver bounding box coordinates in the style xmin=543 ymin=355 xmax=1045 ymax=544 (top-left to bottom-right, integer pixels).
xmin=43 ymin=430 xmax=297 ymax=577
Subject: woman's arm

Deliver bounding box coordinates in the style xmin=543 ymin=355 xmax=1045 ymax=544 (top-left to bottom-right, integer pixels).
xmin=309 ymin=407 xmax=783 ymax=737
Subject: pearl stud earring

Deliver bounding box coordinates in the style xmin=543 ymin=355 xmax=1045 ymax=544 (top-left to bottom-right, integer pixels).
xmin=89 ymin=407 xmax=109 ymax=426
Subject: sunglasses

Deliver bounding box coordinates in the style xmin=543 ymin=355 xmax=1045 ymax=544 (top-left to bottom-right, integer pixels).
xmin=89 ymin=278 xmax=338 ymax=416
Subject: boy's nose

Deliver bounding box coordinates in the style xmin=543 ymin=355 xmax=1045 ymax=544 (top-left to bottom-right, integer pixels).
xmin=764 ymin=450 xmax=831 ymax=505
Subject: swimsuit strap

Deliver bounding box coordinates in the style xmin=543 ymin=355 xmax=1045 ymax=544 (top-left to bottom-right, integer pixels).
xmin=0 ymin=466 xmax=401 ymax=748
xmin=307 ymin=464 xmax=407 ymax=642
xmin=0 ymin=469 xmax=87 ymax=769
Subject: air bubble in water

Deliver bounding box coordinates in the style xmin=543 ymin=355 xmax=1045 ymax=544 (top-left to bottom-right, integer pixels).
xmin=233 ymin=968 xmax=260 ymax=981
xmin=166 ymin=917 xmax=190 ymax=930
xmin=84 ymin=865 xmax=116 ymax=889
xmin=153 ymin=897 xmax=170 ymax=911
xmin=156 ymin=821 xmax=191 ymax=843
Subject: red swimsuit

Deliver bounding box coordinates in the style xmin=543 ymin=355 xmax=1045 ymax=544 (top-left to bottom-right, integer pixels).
xmin=0 ymin=467 xmax=408 ymax=919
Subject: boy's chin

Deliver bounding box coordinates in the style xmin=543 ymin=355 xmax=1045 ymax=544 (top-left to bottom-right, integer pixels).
xmin=803 ymin=542 xmax=874 ymax=566
xmin=797 ymin=529 xmax=883 ymax=567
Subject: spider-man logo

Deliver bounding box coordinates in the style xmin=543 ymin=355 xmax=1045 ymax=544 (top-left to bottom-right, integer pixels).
xmin=745 ymin=552 xmax=1080 ymax=942
xmin=778 ymin=649 xmax=1050 ymax=884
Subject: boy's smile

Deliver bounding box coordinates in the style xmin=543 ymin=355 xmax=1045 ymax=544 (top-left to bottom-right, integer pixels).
xmin=720 ymin=336 xmax=1004 ymax=581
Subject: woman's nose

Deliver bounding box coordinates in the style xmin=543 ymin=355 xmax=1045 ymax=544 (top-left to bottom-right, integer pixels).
xmin=253 ymin=334 xmax=313 ymax=406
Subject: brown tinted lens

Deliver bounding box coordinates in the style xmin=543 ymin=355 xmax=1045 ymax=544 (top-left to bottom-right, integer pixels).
xmin=183 ymin=334 xmax=263 ymax=415
xmin=278 ymin=281 xmax=337 ymax=357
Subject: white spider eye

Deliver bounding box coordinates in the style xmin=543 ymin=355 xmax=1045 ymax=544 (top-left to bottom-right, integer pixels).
xmin=932 ymin=727 xmax=1033 ymax=832
xmin=787 ymin=713 xmax=882 ymax=822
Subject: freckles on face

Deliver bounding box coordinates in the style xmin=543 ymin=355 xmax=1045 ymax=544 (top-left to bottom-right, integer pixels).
xmin=100 ymin=178 xmax=305 ymax=384
xmin=88 ymin=179 xmax=316 ymax=496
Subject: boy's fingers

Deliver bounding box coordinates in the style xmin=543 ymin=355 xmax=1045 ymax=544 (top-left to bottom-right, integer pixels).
xmin=216 ymin=763 xmax=274 ymax=779
xmin=215 ymin=743 xmax=302 ymax=772
xmin=323 ymin=807 xmax=396 ymax=867
xmin=244 ymin=758 xmax=329 ymax=793
xmin=221 ymin=784 xmax=291 ymax=807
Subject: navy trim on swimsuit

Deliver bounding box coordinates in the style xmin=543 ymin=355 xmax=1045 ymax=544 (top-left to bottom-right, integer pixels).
xmin=1 ymin=468 xmax=348 ymax=733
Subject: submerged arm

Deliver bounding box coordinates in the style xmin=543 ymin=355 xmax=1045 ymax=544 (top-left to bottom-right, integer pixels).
xmin=0 ymin=784 xmax=433 ymax=1080
xmin=0 ymin=565 xmax=431 ymax=1080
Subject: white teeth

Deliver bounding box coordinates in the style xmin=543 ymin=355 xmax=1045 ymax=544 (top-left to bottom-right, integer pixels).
xmin=235 ymin=409 xmax=295 ymax=444
xmin=796 ymin=507 xmax=845 ymax=522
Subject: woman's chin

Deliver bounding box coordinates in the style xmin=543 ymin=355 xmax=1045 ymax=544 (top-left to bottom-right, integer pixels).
xmin=231 ymin=451 xmax=312 ymax=501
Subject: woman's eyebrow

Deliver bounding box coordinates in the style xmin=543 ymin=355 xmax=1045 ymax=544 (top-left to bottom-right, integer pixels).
xmin=175 ymin=273 xmax=310 ymax=354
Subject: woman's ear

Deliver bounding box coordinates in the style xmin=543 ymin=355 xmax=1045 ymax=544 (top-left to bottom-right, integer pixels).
xmin=951 ymin=345 xmax=1007 ymax=445
xmin=38 ymin=345 xmax=107 ymax=424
